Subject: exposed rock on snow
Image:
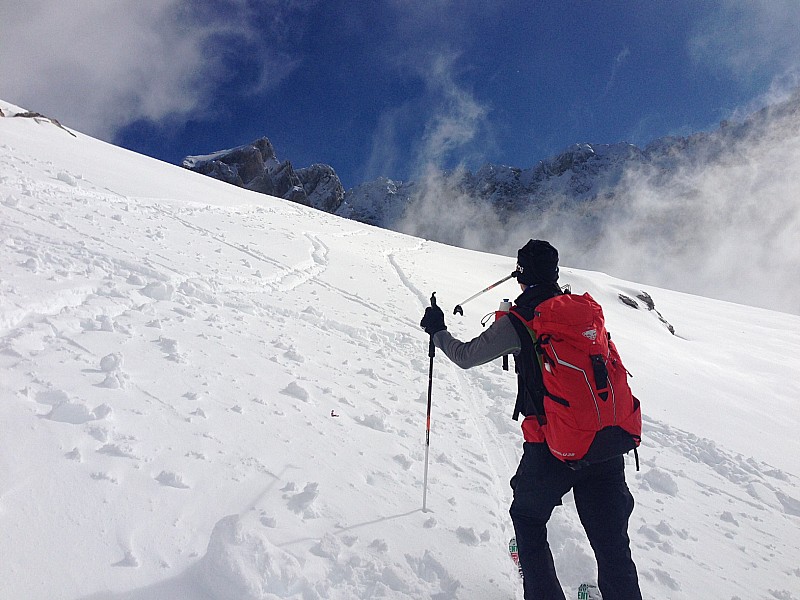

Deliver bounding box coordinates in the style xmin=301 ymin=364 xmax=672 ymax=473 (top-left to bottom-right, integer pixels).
xmin=183 ymin=137 xmax=345 ymax=213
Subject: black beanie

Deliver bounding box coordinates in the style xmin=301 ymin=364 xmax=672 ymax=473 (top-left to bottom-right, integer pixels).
xmin=516 ymin=239 xmax=559 ymax=285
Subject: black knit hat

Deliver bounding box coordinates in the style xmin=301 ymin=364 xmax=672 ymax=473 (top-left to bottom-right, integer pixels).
xmin=516 ymin=239 xmax=559 ymax=285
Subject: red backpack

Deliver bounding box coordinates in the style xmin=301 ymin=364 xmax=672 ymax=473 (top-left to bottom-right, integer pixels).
xmin=508 ymin=292 xmax=641 ymax=469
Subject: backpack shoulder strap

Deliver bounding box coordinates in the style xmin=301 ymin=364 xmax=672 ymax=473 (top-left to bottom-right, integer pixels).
xmin=507 ymin=310 xmax=546 ymax=422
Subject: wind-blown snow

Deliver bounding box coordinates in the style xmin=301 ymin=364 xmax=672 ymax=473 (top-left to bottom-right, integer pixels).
xmin=1 ymin=100 xmax=799 ymax=599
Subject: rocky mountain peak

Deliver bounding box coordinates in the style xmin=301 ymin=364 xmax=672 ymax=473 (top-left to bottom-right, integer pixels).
xmin=182 ymin=138 xmax=344 ymax=213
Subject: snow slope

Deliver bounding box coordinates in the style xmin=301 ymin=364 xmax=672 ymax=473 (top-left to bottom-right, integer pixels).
xmin=1 ymin=101 xmax=799 ymax=600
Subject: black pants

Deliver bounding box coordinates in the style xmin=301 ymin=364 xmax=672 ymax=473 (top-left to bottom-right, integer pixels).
xmin=509 ymin=442 xmax=642 ymax=600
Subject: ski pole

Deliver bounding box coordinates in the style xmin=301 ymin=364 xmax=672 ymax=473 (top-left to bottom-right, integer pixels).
xmin=453 ymin=271 xmax=518 ymax=316
xmin=422 ymin=292 xmax=437 ymax=512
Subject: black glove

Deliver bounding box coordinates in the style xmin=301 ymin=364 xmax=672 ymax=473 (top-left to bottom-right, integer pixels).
xmin=420 ymin=304 xmax=446 ymax=336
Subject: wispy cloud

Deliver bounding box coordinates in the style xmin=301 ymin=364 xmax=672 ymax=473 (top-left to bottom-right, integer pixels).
xmin=689 ymin=1 xmax=800 ymax=84
xmin=361 ymin=51 xmax=491 ymax=181
xmin=381 ymin=51 xmax=496 ymax=251
xmin=412 ymin=53 xmax=490 ymax=174
xmin=359 ymin=0 xmax=501 ymax=182
xmin=0 ymin=0 xmax=311 ymax=140
xmin=603 ymin=46 xmax=631 ymax=97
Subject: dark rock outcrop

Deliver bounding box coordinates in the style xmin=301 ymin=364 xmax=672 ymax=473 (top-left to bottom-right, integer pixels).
xmin=183 ymin=138 xmax=345 ymax=213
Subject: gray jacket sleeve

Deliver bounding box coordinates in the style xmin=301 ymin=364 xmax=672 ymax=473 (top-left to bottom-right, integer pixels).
xmin=432 ymin=315 xmax=521 ymax=369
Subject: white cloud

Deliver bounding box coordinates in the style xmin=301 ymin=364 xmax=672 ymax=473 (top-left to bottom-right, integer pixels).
xmin=413 ymin=53 xmax=489 ymax=173
xmin=603 ymin=46 xmax=630 ymax=97
xmin=0 ymin=0 xmax=305 ymax=140
xmin=689 ymin=1 xmax=800 ymax=83
xmin=395 ymin=92 xmax=800 ymax=314
xmin=361 ymin=50 xmax=491 ymax=185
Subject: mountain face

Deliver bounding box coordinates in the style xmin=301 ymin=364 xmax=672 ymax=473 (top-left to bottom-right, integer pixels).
xmin=183 ymin=138 xmax=345 ymax=213
xmin=340 ymin=89 xmax=800 ymax=231
xmin=181 ymin=91 xmax=798 ymax=230
xmin=336 ymin=141 xmax=644 ymax=227
xmin=182 ymin=136 xmax=650 ymax=226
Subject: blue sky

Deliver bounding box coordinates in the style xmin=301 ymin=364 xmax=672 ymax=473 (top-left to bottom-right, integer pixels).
xmin=3 ymin=1 xmax=800 ymax=189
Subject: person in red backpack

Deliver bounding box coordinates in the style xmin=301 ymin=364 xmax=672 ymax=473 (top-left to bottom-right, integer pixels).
xmin=420 ymin=240 xmax=642 ymax=600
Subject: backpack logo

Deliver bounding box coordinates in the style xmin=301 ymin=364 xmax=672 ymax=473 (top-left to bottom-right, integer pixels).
xmin=582 ymin=328 xmax=598 ymax=341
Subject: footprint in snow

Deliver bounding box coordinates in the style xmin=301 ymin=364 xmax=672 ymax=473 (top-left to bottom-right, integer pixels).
xmin=455 ymin=527 xmax=489 ymax=546
xmin=100 ymin=352 xmax=123 ymax=372
xmin=97 ymin=443 xmax=138 ymax=459
xmin=393 ymin=454 xmax=413 ymax=470
xmin=37 ymin=390 xmax=111 ymax=424
xmin=259 ymin=514 xmax=277 ymax=528
xmin=641 ymin=467 xmax=679 ymax=496
xmin=281 ymin=381 xmax=309 ymax=402
xmin=140 ymin=281 xmax=175 ymax=301
xmin=112 ymin=549 xmax=140 ymax=568
xmin=286 ymin=482 xmax=319 ymax=515
xmin=369 ymin=538 xmax=389 ymax=553
xmin=156 ymin=471 xmax=190 ymax=489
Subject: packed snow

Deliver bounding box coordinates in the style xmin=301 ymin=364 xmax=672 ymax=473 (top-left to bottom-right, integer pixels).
xmin=1 ymin=100 xmax=799 ymax=599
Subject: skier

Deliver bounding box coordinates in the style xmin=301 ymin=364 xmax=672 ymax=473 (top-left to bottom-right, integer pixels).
xmin=420 ymin=240 xmax=642 ymax=600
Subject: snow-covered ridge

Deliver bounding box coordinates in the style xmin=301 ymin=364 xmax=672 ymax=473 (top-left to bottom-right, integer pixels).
xmin=2 ymin=99 xmax=800 ymax=599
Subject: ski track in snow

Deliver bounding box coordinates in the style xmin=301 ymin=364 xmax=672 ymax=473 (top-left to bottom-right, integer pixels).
xmin=2 ymin=117 xmax=800 ymax=600
xmin=386 ymin=244 xmax=429 ymax=307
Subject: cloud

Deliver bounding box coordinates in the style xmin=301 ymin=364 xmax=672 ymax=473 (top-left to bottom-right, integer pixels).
xmin=362 ymin=49 xmax=491 ymax=185
xmin=395 ymin=166 xmax=505 ymax=253
xmin=0 ymin=0 xmax=309 ymax=140
xmin=381 ymin=52 xmax=496 ymax=249
xmin=689 ymin=1 xmax=800 ymax=83
xmin=358 ymin=0 xmax=501 ymax=182
xmin=394 ymin=91 xmax=800 ymax=315
xmin=588 ymin=102 xmax=800 ymax=314
xmin=603 ymin=46 xmax=631 ymax=96
xmin=412 ymin=53 xmax=490 ymax=173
